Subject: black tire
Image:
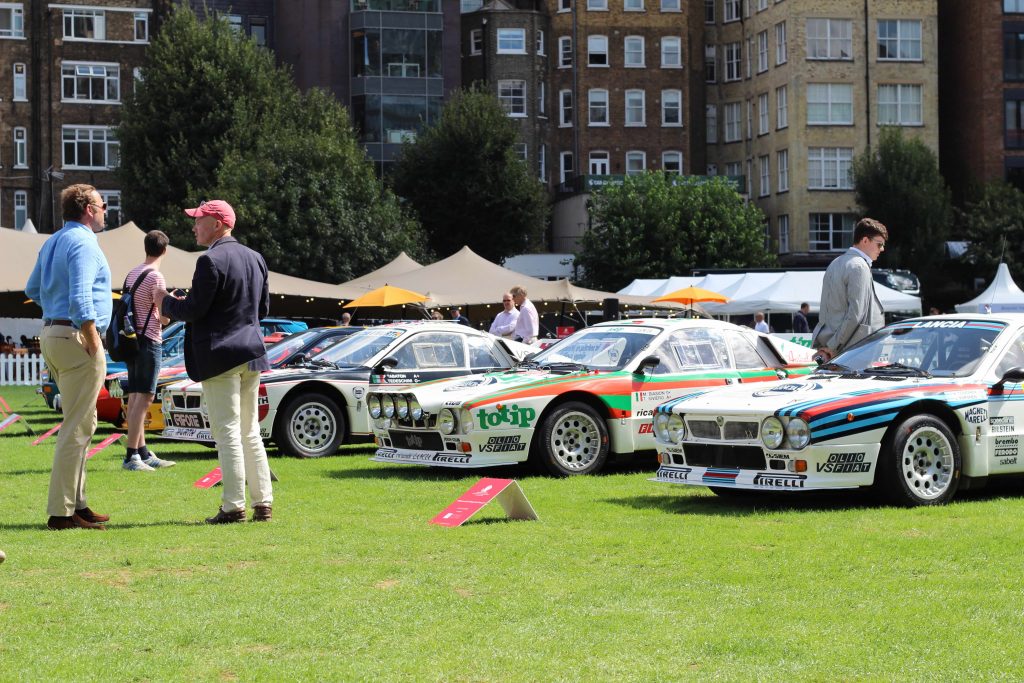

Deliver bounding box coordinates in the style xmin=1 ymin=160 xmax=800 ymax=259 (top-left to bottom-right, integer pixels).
xmin=274 ymin=392 xmax=346 ymax=458
xmin=877 ymin=414 xmax=961 ymax=506
xmin=533 ymin=401 xmax=609 ymax=476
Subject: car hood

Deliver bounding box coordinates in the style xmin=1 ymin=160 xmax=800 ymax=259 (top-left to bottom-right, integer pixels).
xmin=164 ymin=365 xmax=369 ymax=393
xmin=393 ymin=368 xmax=621 ymax=409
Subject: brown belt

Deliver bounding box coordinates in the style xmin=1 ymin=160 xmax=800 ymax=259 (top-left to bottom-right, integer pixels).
xmin=44 ymin=319 xmax=74 ymax=327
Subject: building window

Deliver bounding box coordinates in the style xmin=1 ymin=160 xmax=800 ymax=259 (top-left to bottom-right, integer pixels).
xmin=763 ymin=217 xmax=771 ymax=250
xmin=626 ymin=151 xmax=646 ymax=175
xmin=1006 ymin=31 xmax=1024 ymax=80
xmin=559 ymin=36 xmax=572 ymax=67
xmin=725 ymin=161 xmax=741 ymax=178
xmin=62 ymin=63 xmax=120 ymax=103
xmin=539 ymin=144 xmax=547 ymax=181
xmin=759 ymin=155 xmax=770 ymax=196
xmin=877 ymin=19 xmax=921 ymax=61
xmin=514 ymin=143 xmax=528 ymax=162
xmin=13 ymin=62 xmax=26 ymax=101
xmin=625 ymin=90 xmax=645 ymax=126
xmin=588 ymin=35 xmax=609 ymax=66
xmin=725 ymin=42 xmax=741 ymax=81
xmin=724 ymin=0 xmax=739 ymax=22
xmin=250 ymin=17 xmax=267 ymax=46
xmin=559 ymin=89 xmax=573 ymax=126
xmin=775 ymin=21 xmax=787 ymax=64
xmin=1006 ymin=98 xmax=1024 ymax=148
xmin=808 ymin=147 xmax=853 ymax=190
xmin=658 ymin=37 xmax=681 ymax=68
xmin=746 ymin=99 xmax=753 ymax=139
xmin=663 ymin=151 xmax=683 ymax=174
xmin=807 ymin=19 xmax=852 ymax=60
xmin=707 ymin=163 xmax=718 ymax=175
xmin=14 ymin=191 xmax=27 ymax=230
xmin=778 ymin=214 xmax=789 ymax=252
xmin=776 ymin=84 xmax=788 ymax=128
xmin=559 ymin=0 xmax=571 ymax=10
xmin=470 ymin=29 xmax=482 ymax=55
xmin=724 ymin=102 xmax=741 ymax=142
xmin=64 ymin=8 xmax=105 ymax=40
xmin=807 ymin=83 xmax=853 ymax=124
xmin=134 ymin=11 xmax=148 ymax=41
xmin=704 ymin=0 xmax=714 ymax=21
xmin=706 ymin=104 xmax=718 ymax=143
xmin=0 ymin=5 xmax=24 ymax=38
xmin=878 ymin=84 xmax=922 ymax=125
xmin=746 ymin=37 xmax=753 ymax=78
xmin=13 ymin=126 xmax=26 ymax=168
xmin=809 ymin=213 xmax=855 ymax=251
xmin=560 ymin=151 xmax=574 ymax=183
xmin=662 ymin=90 xmax=682 ymax=126
xmin=589 ymin=151 xmax=610 ymax=175
xmin=1008 ymin=0 xmax=1024 ymax=11
xmin=757 ymin=30 xmax=768 ymax=72
xmin=538 ymin=81 xmax=546 ymax=116
xmin=758 ymin=0 xmax=767 ymax=10
xmin=227 ymin=15 xmax=243 ymax=33
xmin=625 ymin=0 xmax=643 ymax=10
xmin=536 ymin=29 xmax=545 ymax=55
xmin=589 ymin=89 xmax=609 ymax=125
xmin=497 ymin=29 xmax=526 ymax=54
xmin=624 ymin=36 xmax=644 ymax=67
xmin=758 ymin=92 xmax=769 ymax=134
xmin=704 ymin=45 xmax=717 ymax=81
xmin=662 ymin=0 xmax=680 ymax=10
xmin=498 ymin=80 xmax=526 ymax=116
xmin=100 ymin=190 xmax=122 ymax=227
xmin=777 ymin=148 xmax=789 ymax=191
xmin=588 ymin=0 xmax=608 ymax=10
xmin=62 ymin=126 xmax=119 ymax=169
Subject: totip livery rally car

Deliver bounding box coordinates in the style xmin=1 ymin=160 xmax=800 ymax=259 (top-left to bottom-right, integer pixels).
xmin=651 ymin=314 xmax=1024 ymax=506
xmin=161 ymin=322 xmax=533 ymax=457
xmin=368 ymin=318 xmax=816 ymax=475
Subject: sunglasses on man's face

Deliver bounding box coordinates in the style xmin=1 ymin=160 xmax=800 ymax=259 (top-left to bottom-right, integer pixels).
xmin=91 ymin=202 xmax=107 ymax=211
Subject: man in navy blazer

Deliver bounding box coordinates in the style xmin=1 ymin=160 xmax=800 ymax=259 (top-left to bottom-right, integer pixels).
xmin=156 ymin=200 xmax=273 ymax=524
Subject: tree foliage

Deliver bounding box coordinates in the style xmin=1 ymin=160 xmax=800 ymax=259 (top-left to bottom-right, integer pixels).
xmin=960 ymin=180 xmax=1024 ymax=285
xmin=852 ymin=127 xmax=952 ymax=271
xmin=390 ymin=86 xmax=548 ymax=263
xmin=576 ymin=174 xmax=774 ymax=291
xmin=118 ymin=6 xmax=424 ymax=282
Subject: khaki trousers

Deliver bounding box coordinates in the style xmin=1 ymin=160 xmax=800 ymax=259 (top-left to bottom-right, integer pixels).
xmin=204 ymin=363 xmax=273 ymax=513
xmin=41 ymin=326 xmax=106 ymax=517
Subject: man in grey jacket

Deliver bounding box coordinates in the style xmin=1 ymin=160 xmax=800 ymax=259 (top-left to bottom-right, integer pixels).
xmin=811 ymin=218 xmax=888 ymax=361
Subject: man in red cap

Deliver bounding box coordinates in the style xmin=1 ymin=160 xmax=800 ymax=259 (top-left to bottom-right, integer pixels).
xmin=155 ymin=200 xmax=274 ymax=524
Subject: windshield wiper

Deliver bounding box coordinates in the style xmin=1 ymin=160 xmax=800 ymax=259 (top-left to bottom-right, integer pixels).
xmin=305 ymin=358 xmax=338 ymax=369
xmin=511 ymin=359 xmax=541 ymax=371
xmin=543 ymin=361 xmax=590 ymax=374
xmin=814 ymin=361 xmax=857 ymax=374
xmin=869 ymin=362 xmax=932 ymax=378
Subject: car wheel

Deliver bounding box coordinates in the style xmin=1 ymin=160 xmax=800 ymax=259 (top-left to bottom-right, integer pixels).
xmin=274 ymin=392 xmax=345 ymax=458
xmin=878 ymin=414 xmax=961 ymax=506
xmin=535 ymin=401 xmax=609 ymax=476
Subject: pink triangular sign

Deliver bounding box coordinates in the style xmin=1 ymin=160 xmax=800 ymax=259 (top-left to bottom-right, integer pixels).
xmin=430 ymin=477 xmax=539 ymax=527
xmin=85 ymin=433 xmax=124 ymax=459
xmin=31 ymin=422 xmax=62 ymax=446
xmin=194 ymin=467 xmax=223 ymax=489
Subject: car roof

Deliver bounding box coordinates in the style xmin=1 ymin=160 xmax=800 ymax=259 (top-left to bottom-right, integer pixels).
xmin=898 ymin=313 xmax=1024 ymax=326
xmin=590 ymin=317 xmax=753 ymax=331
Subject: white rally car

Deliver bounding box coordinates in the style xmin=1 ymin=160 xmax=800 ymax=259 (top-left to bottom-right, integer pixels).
xmin=651 ymin=314 xmax=1024 ymax=506
xmin=161 ymin=321 xmax=533 ymax=457
xmin=368 ymin=318 xmax=816 ymax=475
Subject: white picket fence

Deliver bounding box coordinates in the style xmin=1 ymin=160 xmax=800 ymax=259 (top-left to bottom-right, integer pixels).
xmin=0 ymin=353 xmax=45 ymax=386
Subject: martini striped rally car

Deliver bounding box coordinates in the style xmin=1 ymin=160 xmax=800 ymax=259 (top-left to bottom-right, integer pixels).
xmin=651 ymin=315 xmax=1024 ymax=506
xmin=368 ymin=318 xmax=816 ymax=475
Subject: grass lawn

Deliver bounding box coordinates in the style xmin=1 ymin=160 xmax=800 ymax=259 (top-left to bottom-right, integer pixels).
xmin=3 ymin=383 xmax=1024 ymax=680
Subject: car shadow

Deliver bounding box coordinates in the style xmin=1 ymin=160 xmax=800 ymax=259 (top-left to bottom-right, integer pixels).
xmin=327 ymin=463 xmax=528 ymax=482
xmin=0 ymin=519 xmax=200 ymax=532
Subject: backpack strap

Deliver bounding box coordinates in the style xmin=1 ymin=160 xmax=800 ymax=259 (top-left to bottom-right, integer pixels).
xmin=124 ymin=268 xmax=157 ymax=335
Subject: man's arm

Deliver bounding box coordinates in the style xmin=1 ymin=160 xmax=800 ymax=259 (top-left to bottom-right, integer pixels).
xmin=25 ymin=256 xmax=42 ymax=305
xmin=258 ymin=257 xmax=270 ymax=320
xmin=66 ymin=240 xmax=100 ymax=328
xmin=159 ymin=255 xmax=219 ymax=323
xmin=490 ymin=311 xmax=519 ymax=336
xmin=80 ymin=320 xmax=102 ymax=357
xmin=526 ymin=304 xmax=540 ymax=338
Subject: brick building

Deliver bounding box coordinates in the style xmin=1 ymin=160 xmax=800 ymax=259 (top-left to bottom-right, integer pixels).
xmin=0 ymin=1 xmax=154 ymax=231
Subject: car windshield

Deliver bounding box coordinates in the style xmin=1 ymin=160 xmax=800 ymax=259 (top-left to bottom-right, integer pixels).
xmin=316 ymin=328 xmax=406 ymax=367
xmin=831 ymin=319 xmax=1007 ymax=378
xmin=530 ymin=326 xmax=661 ymax=371
xmin=265 ymin=329 xmax=321 ymax=366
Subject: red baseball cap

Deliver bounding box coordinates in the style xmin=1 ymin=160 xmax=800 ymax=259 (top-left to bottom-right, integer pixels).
xmin=184 ymin=200 xmax=236 ymax=228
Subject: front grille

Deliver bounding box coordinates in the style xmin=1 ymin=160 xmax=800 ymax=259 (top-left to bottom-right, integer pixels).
xmin=172 ymin=394 xmax=202 ymax=409
xmin=723 ymin=421 xmax=759 ymax=440
xmin=389 ymin=430 xmax=444 ymax=451
xmin=683 ymin=444 xmax=766 ymax=470
xmin=688 ymin=420 xmax=720 ymax=439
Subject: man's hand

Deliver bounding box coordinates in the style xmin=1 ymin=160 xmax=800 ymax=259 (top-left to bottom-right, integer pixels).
xmin=814 ymin=347 xmax=834 ymax=364
xmin=81 ymin=320 xmax=102 ymax=357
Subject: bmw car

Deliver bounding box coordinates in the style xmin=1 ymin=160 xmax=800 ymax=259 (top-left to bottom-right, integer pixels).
xmin=367 ymin=318 xmax=816 ymax=475
xmin=651 ymin=314 xmax=1024 ymax=506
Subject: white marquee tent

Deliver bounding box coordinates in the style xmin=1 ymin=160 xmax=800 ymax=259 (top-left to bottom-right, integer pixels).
xmin=955 ymin=263 xmax=1024 ymax=313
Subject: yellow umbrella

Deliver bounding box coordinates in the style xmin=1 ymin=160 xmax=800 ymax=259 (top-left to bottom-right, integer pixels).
xmin=652 ymin=286 xmax=729 ymax=306
xmin=342 ymin=284 xmax=429 ymax=309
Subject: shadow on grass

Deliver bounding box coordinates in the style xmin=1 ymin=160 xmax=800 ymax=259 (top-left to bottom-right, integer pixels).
xmin=0 ymin=519 xmax=202 ymax=532
xmin=0 ymin=469 xmax=52 ymax=476
xmin=326 ymin=464 xmax=528 ymax=482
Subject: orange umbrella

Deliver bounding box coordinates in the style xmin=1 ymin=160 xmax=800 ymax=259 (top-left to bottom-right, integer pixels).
xmin=652 ymin=286 xmax=729 ymax=306
xmin=343 ymin=284 xmax=429 ymax=309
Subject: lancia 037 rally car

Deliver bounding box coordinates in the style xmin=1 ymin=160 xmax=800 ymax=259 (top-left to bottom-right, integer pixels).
xmin=650 ymin=314 xmax=1024 ymax=505
xmin=368 ymin=318 xmax=816 ymax=475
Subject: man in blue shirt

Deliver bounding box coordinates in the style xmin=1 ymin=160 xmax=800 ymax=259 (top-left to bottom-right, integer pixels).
xmin=25 ymin=184 xmax=112 ymax=531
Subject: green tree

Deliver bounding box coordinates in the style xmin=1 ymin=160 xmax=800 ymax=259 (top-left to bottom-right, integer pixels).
xmin=960 ymin=180 xmax=1024 ymax=285
xmin=390 ymin=86 xmax=548 ymax=263
xmin=852 ymin=126 xmax=952 ymax=271
xmin=118 ymin=6 xmax=423 ymax=282
xmin=576 ymin=174 xmax=774 ymax=292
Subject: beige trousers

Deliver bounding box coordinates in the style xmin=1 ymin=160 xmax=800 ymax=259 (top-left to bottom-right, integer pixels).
xmin=41 ymin=326 xmax=106 ymax=517
xmin=204 ymin=363 xmax=273 ymax=513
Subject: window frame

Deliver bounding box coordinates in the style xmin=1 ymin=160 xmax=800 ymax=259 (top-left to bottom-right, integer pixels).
xmin=662 ymin=89 xmax=682 ymax=126
xmin=661 ymin=36 xmax=682 ymax=68
xmin=625 ymin=89 xmax=646 ymax=127
xmin=13 ymin=190 xmax=27 ymax=230
xmin=0 ymin=4 xmax=25 ymax=39
xmin=497 ymin=79 xmax=527 ymax=117
xmin=877 ymin=19 xmax=921 ymax=62
xmin=470 ymin=29 xmax=482 ymax=55
xmin=624 ymin=35 xmax=645 ymax=67
xmin=13 ymin=62 xmax=26 ymax=101
xmin=776 ymin=84 xmax=788 ymax=129
xmin=806 ymin=18 xmax=853 ymax=61
xmin=61 ymin=125 xmax=120 ymax=170
xmin=558 ymin=36 xmax=573 ymax=67
xmin=496 ymin=28 xmax=527 ymax=54
xmin=588 ymin=34 xmax=609 ymax=67
xmin=777 ymin=148 xmax=789 ymax=192
xmin=807 ymin=146 xmax=854 ymax=190
xmin=13 ymin=126 xmax=26 ymax=168
xmin=757 ymin=30 xmax=769 ymax=72
xmin=63 ymin=8 xmax=106 ymax=41
xmin=559 ymin=89 xmax=573 ymax=127
xmin=588 ymin=88 xmax=610 ymax=126
xmin=625 ymin=151 xmax=647 ymax=175
xmin=775 ymin=21 xmax=787 ymax=64
xmin=807 ymin=83 xmax=853 ymax=125
xmin=61 ymin=61 xmax=121 ymax=104
xmin=724 ymin=102 xmax=742 ymax=142
xmin=878 ymin=83 xmax=923 ymax=126
xmin=662 ymin=150 xmax=683 ymax=174
xmin=758 ymin=92 xmax=769 ymax=134
xmin=725 ymin=42 xmax=741 ymax=81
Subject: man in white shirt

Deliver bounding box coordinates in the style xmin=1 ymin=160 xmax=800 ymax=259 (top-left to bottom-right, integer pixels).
xmin=489 ymin=292 xmax=519 ymax=338
xmin=753 ymin=311 xmax=770 ymax=334
xmin=511 ymin=285 xmax=539 ymax=344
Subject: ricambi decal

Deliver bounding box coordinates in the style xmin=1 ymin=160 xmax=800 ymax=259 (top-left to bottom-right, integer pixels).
xmin=817 ymin=452 xmax=870 ymax=473
xmin=752 ymin=382 xmax=822 ymax=397
xmin=964 ymin=406 xmax=988 ymax=424
xmin=477 ymin=404 xmax=537 ymax=430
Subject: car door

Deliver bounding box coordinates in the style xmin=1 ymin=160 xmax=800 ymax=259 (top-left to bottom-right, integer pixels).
xmin=985 ymin=329 xmax=1024 ymax=474
xmin=377 ymin=331 xmax=470 ymax=386
xmin=725 ymin=330 xmax=791 ymax=384
xmin=467 ymin=335 xmax=515 ymax=374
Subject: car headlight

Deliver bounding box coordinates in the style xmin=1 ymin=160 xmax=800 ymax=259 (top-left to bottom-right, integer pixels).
xmin=786 ymin=417 xmax=810 ymax=450
xmin=438 ymin=408 xmax=457 ymax=435
xmin=761 ymin=416 xmax=785 ymax=449
xmin=653 ymin=412 xmax=673 ymax=442
xmin=368 ymin=395 xmax=382 ymax=419
xmin=409 ymin=398 xmax=423 ymax=421
xmin=383 ymin=395 xmax=396 ymax=418
xmin=396 ymin=395 xmax=409 ymax=420
xmin=460 ymin=408 xmax=474 ymax=434
xmin=666 ymin=414 xmax=686 ymax=444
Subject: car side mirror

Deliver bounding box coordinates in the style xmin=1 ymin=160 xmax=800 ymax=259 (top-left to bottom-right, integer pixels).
xmin=291 ymin=353 xmax=310 ymax=365
xmin=523 ymin=352 xmax=537 ymax=362
xmin=634 ymin=355 xmax=660 ymax=376
xmin=994 ymin=366 xmax=1024 ymax=392
xmin=373 ymin=357 xmax=399 ymax=375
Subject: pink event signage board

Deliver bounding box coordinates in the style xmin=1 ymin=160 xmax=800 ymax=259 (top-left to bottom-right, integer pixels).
xmin=430 ymin=478 xmax=539 ymax=527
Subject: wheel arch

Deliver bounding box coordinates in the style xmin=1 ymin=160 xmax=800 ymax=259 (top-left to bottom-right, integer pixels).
xmin=885 ymin=399 xmax=963 ymax=443
xmin=531 ymin=391 xmax=614 ymax=451
xmin=273 ymin=381 xmax=350 ymax=439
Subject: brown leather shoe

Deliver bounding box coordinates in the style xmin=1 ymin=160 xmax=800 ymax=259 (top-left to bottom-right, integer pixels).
xmin=252 ymin=504 xmax=272 ymax=522
xmin=75 ymin=507 xmax=110 ymax=523
xmin=205 ymin=508 xmax=246 ymax=525
xmin=47 ymin=514 xmax=106 ymax=531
